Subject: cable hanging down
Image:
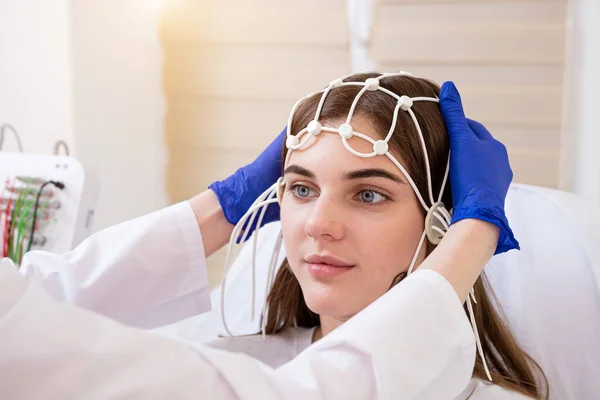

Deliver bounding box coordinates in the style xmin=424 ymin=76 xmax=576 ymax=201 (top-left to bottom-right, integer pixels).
xmin=0 ymin=124 xmax=24 ymax=152
xmin=26 ymin=180 xmax=65 ymax=253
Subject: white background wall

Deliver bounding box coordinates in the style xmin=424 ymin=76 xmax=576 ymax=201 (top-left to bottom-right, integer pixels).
xmin=69 ymin=0 xmax=167 ymax=229
xmin=561 ymin=0 xmax=600 ymax=203
xmin=0 ymin=0 xmax=75 ymax=153
xmin=0 ymin=0 xmax=168 ymax=230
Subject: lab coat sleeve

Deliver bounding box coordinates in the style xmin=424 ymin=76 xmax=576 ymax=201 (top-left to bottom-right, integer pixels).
xmin=18 ymin=202 xmax=211 ymax=329
xmin=0 ymin=261 xmax=475 ymax=400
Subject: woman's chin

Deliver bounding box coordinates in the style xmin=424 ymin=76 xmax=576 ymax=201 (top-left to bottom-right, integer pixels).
xmin=303 ymin=287 xmax=355 ymax=318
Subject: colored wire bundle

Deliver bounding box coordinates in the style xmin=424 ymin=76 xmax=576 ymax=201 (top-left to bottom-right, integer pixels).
xmin=4 ymin=178 xmax=34 ymax=263
xmin=0 ymin=178 xmax=64 ymax=266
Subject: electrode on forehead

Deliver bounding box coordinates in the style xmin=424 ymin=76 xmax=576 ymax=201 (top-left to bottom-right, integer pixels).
xmin=307 ymin=120 xmax=322 ymax=136
xmin=373 ymin=140 xmax=388 ymax=155
xmin=286 ymin=135 xmax=300 ymax=148
xmin=338 ymin=123 xmax=354 ymax=139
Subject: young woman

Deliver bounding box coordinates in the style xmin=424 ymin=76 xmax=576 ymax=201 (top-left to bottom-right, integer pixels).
xmin=208 ymin=73 xmax=549 ymax=399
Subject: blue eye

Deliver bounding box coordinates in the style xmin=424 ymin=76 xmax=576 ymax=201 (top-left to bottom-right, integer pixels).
xmin=359 ymin=190 xmax=387 ymax=204
xmin=293 ymin=185 xmax=313 ymax=198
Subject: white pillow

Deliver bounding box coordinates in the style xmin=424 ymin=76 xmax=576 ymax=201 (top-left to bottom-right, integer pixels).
xmin=485 ymin=184 xmax=600 ymax=399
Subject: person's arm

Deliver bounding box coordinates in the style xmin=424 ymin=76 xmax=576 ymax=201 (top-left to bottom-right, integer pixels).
xmin=19 ymin=201 xmax=211 ymax=329
xmin=420 ymin=219 xmax=499 ymax=302
xmin=188 ymin=189 xmax=234 ymax=258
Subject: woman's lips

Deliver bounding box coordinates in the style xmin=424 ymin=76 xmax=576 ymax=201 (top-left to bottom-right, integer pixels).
xmin=306 ymin=263 xmax=354 ymax=278
xmin=304 ymin=254 xmax=355 ymax=278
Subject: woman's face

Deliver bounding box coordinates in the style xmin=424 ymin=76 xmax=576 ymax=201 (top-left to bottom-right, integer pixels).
xmin=280 ymin=117 xmax=427 ymax=321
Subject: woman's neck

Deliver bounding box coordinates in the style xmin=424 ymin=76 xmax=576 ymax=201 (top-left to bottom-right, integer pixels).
xmin=313 ymin=315 xmax=348 ymax=342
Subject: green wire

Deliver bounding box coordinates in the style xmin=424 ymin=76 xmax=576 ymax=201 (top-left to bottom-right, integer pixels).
xmin=8 ymin=178 xmax=36 ymax=263
xmin=16 ymin=198 xmax=35 ymax=264
xmin=17 ymin=195 xmax=51 ymax=264
xmin=8 ymin=187 xmax=26 ymax=262
xmin=7 ymin=189 xmax=24 ymax=262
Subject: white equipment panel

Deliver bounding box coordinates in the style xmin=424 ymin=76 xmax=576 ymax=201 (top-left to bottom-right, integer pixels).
xmin=0 ymin=153 xmax=99 ymax=265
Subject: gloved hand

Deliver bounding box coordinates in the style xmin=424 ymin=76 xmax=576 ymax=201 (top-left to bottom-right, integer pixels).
xmin=439 ymin=82 xmax=519 ymax=254
xmin=209 ymin=127 xmax=286 ymax=236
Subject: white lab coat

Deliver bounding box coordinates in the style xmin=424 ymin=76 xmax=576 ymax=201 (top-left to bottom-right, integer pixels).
xmin=208 ymin=328 xmax=531 ymax=399
xmin=0 ymin=202 xmax=478 ymax=399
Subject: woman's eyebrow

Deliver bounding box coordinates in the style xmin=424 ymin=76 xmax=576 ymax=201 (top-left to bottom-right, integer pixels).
xmin=345 ymin=168 xmax=405 ymax=184
xmin=283 ymin=165 xmax=314 ymax=178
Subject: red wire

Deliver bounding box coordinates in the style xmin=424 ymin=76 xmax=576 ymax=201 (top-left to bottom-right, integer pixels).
xmin=1 ymin=178 xmax=14 ymax=258
xmin=0 ymin=179 xmax=4 ymax=258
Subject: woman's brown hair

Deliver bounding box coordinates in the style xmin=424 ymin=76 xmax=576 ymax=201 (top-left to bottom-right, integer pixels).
xmin=264 ymin=73 xmax=548 ymax=399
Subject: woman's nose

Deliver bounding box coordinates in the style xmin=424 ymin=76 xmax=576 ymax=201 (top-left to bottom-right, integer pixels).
xmin=304 ymin=198 xmax=344 ymax=241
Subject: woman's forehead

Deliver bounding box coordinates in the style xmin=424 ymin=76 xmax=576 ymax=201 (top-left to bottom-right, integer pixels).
xmin=285 ymin=134 xmax=406 ymax=182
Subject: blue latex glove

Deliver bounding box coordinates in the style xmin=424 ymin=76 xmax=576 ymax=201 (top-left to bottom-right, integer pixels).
xmin=209 ymin=127 xmax=286 ymax=235
xmin=439 ymin=82 xmax=519 ymax=254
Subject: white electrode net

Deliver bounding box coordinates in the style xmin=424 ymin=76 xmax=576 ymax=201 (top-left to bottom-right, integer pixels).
xmin=219 ymin=72 xmax=491 ymax=381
